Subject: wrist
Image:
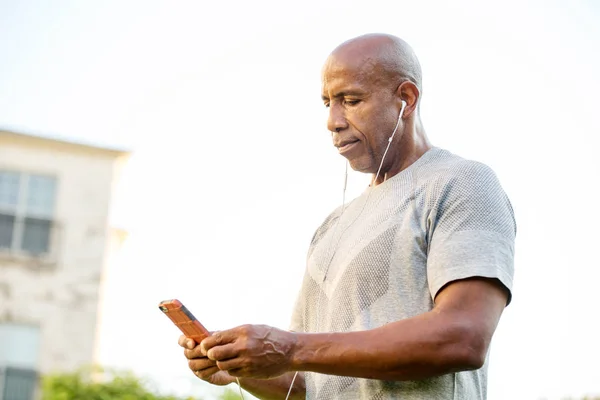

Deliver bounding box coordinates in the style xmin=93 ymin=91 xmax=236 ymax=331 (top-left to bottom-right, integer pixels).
xmin=289 ymin=332 xmax=310 ymax=371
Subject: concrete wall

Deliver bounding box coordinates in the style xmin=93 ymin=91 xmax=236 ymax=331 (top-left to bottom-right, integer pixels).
xmin=0 ymin=132 xmax=126 ymax=373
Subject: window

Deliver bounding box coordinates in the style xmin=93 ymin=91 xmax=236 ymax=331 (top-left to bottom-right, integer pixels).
xmin=0 ymin=171 xmax=57 ymax=256
xmin=0 ymin=323 xmax=40 ymax=400
xmin=0 ymin=323 xmax=40 ymax=368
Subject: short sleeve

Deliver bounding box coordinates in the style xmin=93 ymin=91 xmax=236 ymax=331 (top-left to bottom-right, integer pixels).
xmin=426 ymin=162 xmax=516 ymax=304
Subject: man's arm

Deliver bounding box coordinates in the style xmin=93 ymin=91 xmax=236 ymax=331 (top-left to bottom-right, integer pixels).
xmin=201 ymin=277 xmax=508 ymax=381
xmin=290 ymin=277 xmax=507 ymax=380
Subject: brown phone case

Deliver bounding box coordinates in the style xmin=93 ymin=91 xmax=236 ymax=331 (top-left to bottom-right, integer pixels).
xmin=158 ymin=299 xmax=210 ymax=344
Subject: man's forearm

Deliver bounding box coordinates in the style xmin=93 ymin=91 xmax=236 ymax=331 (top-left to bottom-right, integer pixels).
xmin=291 ymin=310 xmax=485 ymax=381
xmin=289 ymin=278 xmax=509 ymax=381
xmin=238 ymin=372 xmax=305 ymax=400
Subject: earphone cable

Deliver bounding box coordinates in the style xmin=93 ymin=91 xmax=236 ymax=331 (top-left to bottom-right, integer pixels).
xmin=236 ymin=377 xmax=245 ymax=399
xmin=374 ymin=101 xmax=406 ymax=185
xmin=283 ymin=101 xmax=406 ymax=398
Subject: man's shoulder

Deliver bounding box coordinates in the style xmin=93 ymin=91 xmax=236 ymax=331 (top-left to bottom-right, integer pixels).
xmin=416 ymin=147 xmax=501 ymax=190
xmin=417 ymin=147 xmax=493 ymax=176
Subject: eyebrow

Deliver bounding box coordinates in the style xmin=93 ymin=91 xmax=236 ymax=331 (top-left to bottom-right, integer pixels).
xmin=321 ymin=90 xmax=367 ymax=101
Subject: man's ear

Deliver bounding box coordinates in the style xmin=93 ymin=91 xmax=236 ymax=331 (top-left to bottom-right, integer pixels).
xmin=397 ymin=81 xmax=420 ymax=119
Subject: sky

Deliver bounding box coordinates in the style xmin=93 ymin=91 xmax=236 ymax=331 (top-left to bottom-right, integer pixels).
xmin=1 ymin=0 xmax=600 ymax=399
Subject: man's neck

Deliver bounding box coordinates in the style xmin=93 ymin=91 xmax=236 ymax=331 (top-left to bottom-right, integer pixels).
xmin=371 ymin=122 xmax=431 ymax=186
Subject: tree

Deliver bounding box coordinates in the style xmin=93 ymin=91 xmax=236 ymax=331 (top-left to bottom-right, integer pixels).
xmin=217 ymin=389 xmax=245 ymax=400
xmin=41 ymin=366 xmax=245 ymax=400
xmin=41 ymin=366 xmax=196 ymax=400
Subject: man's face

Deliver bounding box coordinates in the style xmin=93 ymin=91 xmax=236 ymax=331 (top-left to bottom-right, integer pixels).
xmin=321 ymin=54 xmax=401 ymax=173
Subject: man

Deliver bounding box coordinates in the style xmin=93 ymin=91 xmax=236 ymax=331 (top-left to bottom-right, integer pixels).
xmin=179 ymin=33 xmax=515 ymax=399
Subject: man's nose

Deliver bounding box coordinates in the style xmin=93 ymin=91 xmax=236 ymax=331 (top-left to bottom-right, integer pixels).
xmin=327 ymin=104 xmax=348 ymax=133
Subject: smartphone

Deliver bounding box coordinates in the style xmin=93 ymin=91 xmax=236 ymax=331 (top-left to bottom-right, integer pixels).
xmin=158 ymin=299 xmax=210 ymax=344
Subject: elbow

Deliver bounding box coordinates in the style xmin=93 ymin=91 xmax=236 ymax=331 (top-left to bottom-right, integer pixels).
xmin=446 ymin=322 xmax=490 ymax=371
xmin=458 ymin=342 xmax=487 ymax=371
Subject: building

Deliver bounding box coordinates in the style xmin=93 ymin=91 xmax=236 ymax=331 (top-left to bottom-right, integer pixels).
xmin=0 ymin=129 xmax=129 ymax=399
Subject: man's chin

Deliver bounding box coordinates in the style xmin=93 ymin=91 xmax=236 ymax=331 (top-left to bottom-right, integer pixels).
xmin=346 ymin=157 xmax=375 ymax=174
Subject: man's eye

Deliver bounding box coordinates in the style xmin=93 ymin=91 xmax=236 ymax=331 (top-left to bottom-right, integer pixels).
xmin=324 ymin=102 xmax=330 ymax=108
xmin=344 ymin=99 xmax=360 ymax=106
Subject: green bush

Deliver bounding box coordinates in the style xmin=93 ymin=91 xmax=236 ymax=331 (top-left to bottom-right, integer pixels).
xmin=41 ymin=366 xmax=195 ymax=400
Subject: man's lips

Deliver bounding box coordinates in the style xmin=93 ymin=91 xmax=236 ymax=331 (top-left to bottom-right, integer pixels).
xmin=335 ymin=139 xmax=360 ymax=154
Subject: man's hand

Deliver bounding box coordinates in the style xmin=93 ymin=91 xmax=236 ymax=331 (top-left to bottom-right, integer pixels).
xmin=199 ymin=324 xmax=297 ymax=379
xmin=178 ymin=335 xmax=236 ymax=386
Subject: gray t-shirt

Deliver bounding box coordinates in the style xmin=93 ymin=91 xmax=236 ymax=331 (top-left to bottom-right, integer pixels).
xmin=290 ymin=147 xmax=516 ymax=400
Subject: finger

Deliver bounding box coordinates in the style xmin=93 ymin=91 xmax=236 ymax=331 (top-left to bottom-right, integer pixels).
xmin=216 ymin=358 xmax=244 ymax=372
xmin=188 ymin=357 xmax=216 ymax=372
xmin=184 ymin=345 xmax=208 ymax=360
xmin=194 ymin=366 xmax=221 ymax=380
xmin=226 ymin=367 xmax=245 ymax=377
xmin=200 ymin=329 xmax=234 ymax=355
xmin=207 ymin=343 xmax=238 ymax=361
xmin=178 ymin=335 xmax=196 ymax=349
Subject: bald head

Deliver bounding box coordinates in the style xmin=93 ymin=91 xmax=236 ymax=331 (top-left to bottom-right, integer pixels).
xmin=327 ymin=33 xmax=422 ymax=93
xmin=321 ymin=34 xmax=430 ymax=177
